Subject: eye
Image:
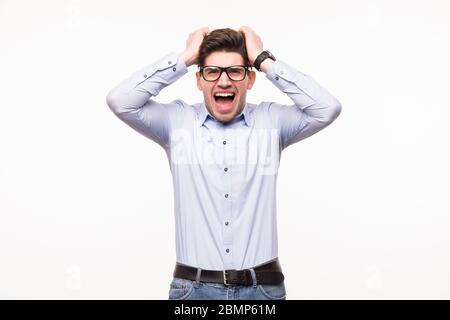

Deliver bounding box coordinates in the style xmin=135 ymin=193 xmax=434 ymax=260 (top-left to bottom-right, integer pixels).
xmin=204 ymin=67 xmax=220 ymax=76
xmin=228 ymin=67 xmax=245 ymax=76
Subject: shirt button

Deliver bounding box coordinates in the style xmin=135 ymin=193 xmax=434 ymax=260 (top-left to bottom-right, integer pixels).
xmin=224 ymin=167 xmax=228 ymax=172
xmin=225 ymin=221 xmax=229 ymax=226
xmin=275 ymin=76 xmax=279 ymax=80
xmin=144 ymin=74 xmax=147 ymax=78
xmin=168 ymin=61 xmax=172 ymax=64
xmin=224 ymin=194 xmax=229 ymax=198
xmin=226 ymin=249 xmax=230 ymax=253
xmin=172 ymin=67 xmax=176 ymax=72
xmin=223 ymin=140 xmax=227 ymax=145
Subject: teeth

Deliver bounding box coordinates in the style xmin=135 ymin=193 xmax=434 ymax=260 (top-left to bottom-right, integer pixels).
xmin=214 ymin=93 xmax=235 ymax=97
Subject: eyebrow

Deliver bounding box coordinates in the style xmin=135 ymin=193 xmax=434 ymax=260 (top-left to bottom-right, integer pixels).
xmin=202 ymin=65 xmax=247 ymax=68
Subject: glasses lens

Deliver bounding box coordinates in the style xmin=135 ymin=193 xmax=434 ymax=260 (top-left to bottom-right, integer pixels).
xmin=203 ymin=67 xmax=221 ymax=81
xmin=227 ymin=67 xmax=246 ymax=81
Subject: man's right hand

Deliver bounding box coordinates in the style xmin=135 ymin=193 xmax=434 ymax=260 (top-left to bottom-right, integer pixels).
xmin=179 ymin=27 xmax=210 ymax=67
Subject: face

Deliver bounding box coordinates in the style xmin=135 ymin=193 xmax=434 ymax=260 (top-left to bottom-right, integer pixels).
xmin=196 ymin=51 xmax=256 ymax=123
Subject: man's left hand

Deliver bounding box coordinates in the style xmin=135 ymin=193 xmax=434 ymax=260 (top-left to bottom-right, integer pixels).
xmin=238 ymin=26 xmax=264 ymax=65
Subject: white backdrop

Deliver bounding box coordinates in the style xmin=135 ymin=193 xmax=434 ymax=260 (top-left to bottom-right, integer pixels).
xmin=1 ymin=0 xmax=449 ymax=299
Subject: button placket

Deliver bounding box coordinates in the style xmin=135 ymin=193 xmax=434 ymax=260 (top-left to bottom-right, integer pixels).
xmin=222 ymin=129 xmax=233 ymax=267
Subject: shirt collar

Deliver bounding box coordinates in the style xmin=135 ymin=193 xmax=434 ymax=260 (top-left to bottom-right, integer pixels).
xmin=196 ymin=102 xmax=253 ymax=127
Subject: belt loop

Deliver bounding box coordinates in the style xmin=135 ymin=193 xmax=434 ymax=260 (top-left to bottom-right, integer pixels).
xmin=194 ymin=268 xmax=202 ymax=288
xmin=249 ymin=268 xmax=257 ymax=288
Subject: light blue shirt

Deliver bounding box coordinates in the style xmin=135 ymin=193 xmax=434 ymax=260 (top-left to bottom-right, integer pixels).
xmin=106 ymin=52 xmax=341 ymax=270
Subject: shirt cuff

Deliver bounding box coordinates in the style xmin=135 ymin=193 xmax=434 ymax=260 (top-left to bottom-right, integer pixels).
xmin=133 ymin=52 xmax=189 ymax=94
xmin=265 ymin=59 xmax=307 ymax=92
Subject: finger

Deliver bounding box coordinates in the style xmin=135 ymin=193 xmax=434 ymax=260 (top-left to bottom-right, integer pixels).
xmin=193 ymin=27 xmax=207 ymax=35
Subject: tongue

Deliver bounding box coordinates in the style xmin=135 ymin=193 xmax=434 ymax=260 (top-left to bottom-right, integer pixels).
xmin=215 ymin=97 xmax=234 ymax=112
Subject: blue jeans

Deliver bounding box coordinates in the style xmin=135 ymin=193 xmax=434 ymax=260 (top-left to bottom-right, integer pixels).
xmin=168 ymin=275 xmax=287 ymax=300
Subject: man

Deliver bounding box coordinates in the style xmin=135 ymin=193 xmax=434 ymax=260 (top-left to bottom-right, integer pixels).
xmin=106 ymin=26 xmax=341 ymax=300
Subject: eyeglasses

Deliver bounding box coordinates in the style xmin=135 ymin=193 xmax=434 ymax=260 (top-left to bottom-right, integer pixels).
xmin=199 ymin=65 xmax=250 ymax=82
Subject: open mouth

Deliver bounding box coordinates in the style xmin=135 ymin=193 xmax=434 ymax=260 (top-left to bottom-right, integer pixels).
xmin=213 ymin=92 xmax=236 ymax=111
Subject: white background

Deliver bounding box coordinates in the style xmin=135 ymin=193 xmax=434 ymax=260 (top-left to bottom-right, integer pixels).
xmin=1 ymin=0 xmax=449 ymax=299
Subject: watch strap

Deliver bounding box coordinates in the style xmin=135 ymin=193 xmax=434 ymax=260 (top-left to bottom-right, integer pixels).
xmin=253 ymin=50 xmax=276 ymax=71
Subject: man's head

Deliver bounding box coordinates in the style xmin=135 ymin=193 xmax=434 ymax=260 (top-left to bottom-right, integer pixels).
xmin=196 ymin=28 xmax=256 ymax=124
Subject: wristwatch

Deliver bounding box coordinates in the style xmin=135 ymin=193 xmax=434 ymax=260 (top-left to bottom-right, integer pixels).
xmin=252 ymin=50 xmax=276 ymax=71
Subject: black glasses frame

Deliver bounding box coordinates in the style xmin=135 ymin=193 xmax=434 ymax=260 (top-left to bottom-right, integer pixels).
xmin=199 ymin=65 xmax=251 ymax=82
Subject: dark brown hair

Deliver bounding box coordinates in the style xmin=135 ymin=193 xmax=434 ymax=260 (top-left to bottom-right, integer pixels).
xmin=197 ymin=28 xmax=250 ymax=68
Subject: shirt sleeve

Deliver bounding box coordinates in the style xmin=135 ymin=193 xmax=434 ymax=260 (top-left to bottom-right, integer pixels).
xmin=106 ymin=52 xmax=188 ymax=149
xmin=265 ymin=60 xmax=342 ymax=150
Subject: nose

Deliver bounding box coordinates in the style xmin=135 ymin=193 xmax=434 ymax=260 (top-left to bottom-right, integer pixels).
xmin=217 ymin=70 xmax=232 ymax=87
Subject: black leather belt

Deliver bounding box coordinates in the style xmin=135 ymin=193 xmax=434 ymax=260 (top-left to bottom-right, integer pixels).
xmin=173 ymin=258 xmax=285 ymax=286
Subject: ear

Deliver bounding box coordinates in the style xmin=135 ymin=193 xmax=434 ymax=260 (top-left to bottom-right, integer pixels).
xmin=196 ymin=71 xmax=203 ymax=90
xmin=246 ymin=70 xmax=256 ymax=90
